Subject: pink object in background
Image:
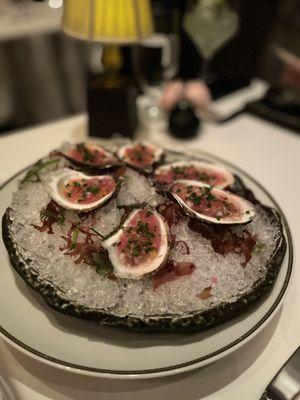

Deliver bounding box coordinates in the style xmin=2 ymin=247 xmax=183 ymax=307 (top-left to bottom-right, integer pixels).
xmin=184 ymin=80 xmax=212 ymax=112
xmin=160 ymin=80 xmax=184 ymax=112
xmin=160 ymin=79 xmax=212 ymax=114
xmin=281 ymin=63 xmax=300 ymax=88
xmin=274 ymin=46 xmax=300 ymax=88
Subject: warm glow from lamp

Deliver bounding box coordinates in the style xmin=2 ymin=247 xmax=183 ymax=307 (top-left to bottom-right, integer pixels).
xmin=62 ymin=0 xmax=154 ymax=43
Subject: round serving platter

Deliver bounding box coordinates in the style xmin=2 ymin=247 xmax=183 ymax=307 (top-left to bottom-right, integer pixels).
xmin=0 ymin=149 xmax=293 ymax=379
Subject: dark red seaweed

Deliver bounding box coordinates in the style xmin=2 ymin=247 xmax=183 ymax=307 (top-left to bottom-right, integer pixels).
xmin=156 ymin=202 xmax=183 ymax=227
xmin=32 ymin=200 xmax=65 ymax=234
xmin=60 ymin=223 xmax=103 ymax=265
xmin=152 ymin=260 xmax=195 ymax=290
xmin=188 ymin=219 xmax=256 ymax=267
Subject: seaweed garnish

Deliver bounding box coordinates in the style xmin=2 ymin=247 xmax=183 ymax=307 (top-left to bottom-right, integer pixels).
xmin=21 ymin=158 xmax=60 ymax=183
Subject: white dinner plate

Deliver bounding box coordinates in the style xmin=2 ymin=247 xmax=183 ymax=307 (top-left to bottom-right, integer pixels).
xmin=0 ymin=150 xmax=293 ymax=379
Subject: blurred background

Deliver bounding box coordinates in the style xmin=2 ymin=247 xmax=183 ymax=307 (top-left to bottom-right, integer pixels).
xmin=0 ymin=0 xmax=299 ymax=136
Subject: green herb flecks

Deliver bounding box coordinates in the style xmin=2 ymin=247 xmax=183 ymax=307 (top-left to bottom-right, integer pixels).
xmin=203 ymin=186 xmax=217 ymax=202
xmin=70 ymin=225 xmax=80 ymax=250
xmin=252 ymin=241 xmax=265 ymax=254
xmin=76 ymin=143 xmax=95 ymax=163
xmin=136 ymin=221 xmax=155 ymax=239
xmin=92 ymin=252 xmax=113 ymax=277
xmin=133 ymin=150 xmax=143 ymax=162
xmin=40 ymin=208 xmax=65 ymax=226
xmin=197 ymin=172 xmax=210 ymax=182
xmin=86 ymin=185 xmax=100 ymax=195
xmin=22 ymin=158 xmax=60 ymax=183
xmin=132 ymin=245 xmax=140 ymax=257
xmin=189 ymin=191 xmax=202 ymax=205
xmin=173 ymin=166 xmax=185 ymax=175
xmin=121 ymin=215 xmax=157 ymax=258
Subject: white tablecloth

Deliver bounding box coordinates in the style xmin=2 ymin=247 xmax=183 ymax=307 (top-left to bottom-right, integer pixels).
xmin=0 ymin=113 xmax=299 ymax=400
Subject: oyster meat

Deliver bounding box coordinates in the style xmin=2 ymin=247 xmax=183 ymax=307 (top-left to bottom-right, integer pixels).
xmin=102 ymin=208 xmax=170 ymax=279
xmin=46 ymin=168 xmax=116 ymax=212
xmin=61 ymin=142 xmax=119 ymax=170
xmin=117 ymin=142 xmax=163 ymax=170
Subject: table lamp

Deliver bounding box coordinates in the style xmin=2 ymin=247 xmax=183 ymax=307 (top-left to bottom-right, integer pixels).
xmin=62 ymin=0 xmax=154 ymax=138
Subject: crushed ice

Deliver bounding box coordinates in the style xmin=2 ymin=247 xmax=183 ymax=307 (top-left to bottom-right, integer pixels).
xmin=8 ymin=153 xmax=281 ymax=316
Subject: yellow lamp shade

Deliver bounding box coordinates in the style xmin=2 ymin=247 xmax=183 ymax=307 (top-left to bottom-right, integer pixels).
xmin=62 ymin=0 xmax=154 ymax=43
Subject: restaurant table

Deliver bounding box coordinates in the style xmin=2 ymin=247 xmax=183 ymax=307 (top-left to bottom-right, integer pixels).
xmin=0 ymin=112 xmax=299 ymax=400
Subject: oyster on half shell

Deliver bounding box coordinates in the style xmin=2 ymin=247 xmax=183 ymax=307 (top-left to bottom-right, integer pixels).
xmin=169 ymin=180 xmax=255 ymax=225
xmin=46 ymin=168 xmax=116 ymax=212
xmin=102 ymin=208 xmax=170 ymax=279
xmin=61 ymin=142 xmax=120 ymax=171
xmin=117 ymin=141 xmax=164 ymax=170
xmin=154 ymin=160 xmax=234 ymax=189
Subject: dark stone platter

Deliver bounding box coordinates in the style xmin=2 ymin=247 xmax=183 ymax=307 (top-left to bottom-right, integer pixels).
xmin=1 ymin=147 xmax=287 ymax=332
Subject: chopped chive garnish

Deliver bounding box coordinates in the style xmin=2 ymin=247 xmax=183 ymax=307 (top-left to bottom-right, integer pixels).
xmin=70 ymin=225 xmax=80 ymax=250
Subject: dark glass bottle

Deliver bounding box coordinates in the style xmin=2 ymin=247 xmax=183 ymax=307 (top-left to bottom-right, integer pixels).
xmin=87 ymin=46 xmax=138 ymax=138
xmin=169 ymin=99 xmax=200 ymax=139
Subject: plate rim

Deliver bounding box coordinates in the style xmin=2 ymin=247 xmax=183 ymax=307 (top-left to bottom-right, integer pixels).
xmin=0 ymin=152 xmax=294 ymax=378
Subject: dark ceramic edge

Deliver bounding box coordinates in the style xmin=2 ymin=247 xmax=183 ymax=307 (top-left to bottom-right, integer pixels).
xmin=0 ymin=157 xmax=293 ymax=376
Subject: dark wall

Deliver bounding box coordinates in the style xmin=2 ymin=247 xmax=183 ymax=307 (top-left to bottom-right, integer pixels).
xmin=179 ymin=0 xmax=281 ymax=81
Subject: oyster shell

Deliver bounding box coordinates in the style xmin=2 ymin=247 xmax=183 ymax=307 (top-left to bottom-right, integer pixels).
xmin=46 ymin=168 xmax=116 ymax=212
xmin=117 ymin=141 xmax=163 ymax=170
xmin=61 ymin=142 xmax=120 ymax=171
xmin=154 ymin=160 xmax=234 ymax=189
xmin=169 ymin=180 xmax=255 ymax=224
xmin=102 ymin=208 xmax=170 ymax=279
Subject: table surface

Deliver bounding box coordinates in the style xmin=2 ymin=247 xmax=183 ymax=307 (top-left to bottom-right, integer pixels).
xmin=0 ymin=112 xmax=299 ymax=400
